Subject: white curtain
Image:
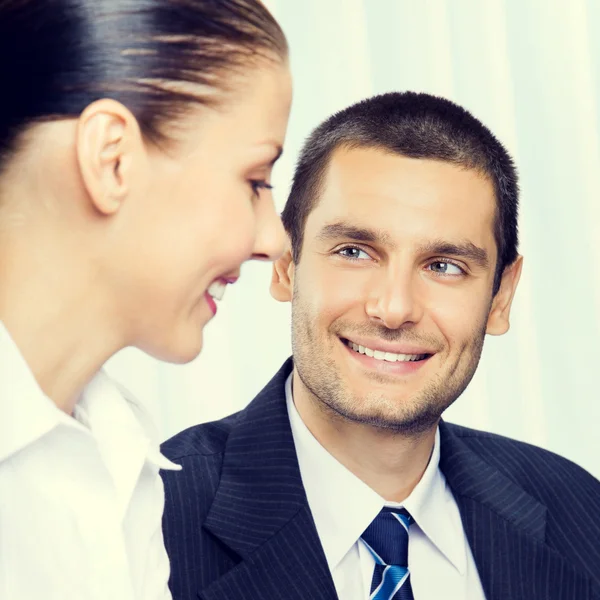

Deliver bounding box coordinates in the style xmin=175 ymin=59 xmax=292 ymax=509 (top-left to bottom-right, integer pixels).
xmin=106 ymin=0 xmax=600 ymax=479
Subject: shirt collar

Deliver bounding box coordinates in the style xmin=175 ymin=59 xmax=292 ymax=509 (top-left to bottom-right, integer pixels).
xmin=77 ymin=369 xmax=181 ymax=472
xmin=286 ymin=374 xmax=466 ymax=575
xmin=0 ymin=322 xmax=73 ymax=463
xmin=401 ymin=427 xmax=466 ymax=574
xmin=0 ymin=321 xmax=179 ymax=472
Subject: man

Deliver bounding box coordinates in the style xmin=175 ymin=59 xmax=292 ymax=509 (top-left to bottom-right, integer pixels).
xmin=161 ymin=93 xmax=600 ymax=600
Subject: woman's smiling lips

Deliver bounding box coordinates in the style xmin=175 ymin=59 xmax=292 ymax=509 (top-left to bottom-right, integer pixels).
xmin=204 ymin=276 xmax=240 ymax=316
xmin=339 ymin=335 xmax=435 ymax=374
xmin=204 ymin=291 xmax=218 ymax=316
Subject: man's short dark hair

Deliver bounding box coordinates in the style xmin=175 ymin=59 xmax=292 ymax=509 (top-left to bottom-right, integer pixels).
xmin=281 ymin=92 xmax=519 ymax=293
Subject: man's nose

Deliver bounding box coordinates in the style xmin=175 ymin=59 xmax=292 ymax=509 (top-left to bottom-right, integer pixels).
xmin=364 ymin=268 xmax=424 ymax=329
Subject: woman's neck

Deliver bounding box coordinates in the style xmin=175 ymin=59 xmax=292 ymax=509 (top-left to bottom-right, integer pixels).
xmin=0 ymin=231 xmax=122 ymax=414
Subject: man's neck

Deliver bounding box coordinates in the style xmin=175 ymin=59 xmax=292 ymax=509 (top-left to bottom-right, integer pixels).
xmin=291 ymin=369 xmax=438 ymax=503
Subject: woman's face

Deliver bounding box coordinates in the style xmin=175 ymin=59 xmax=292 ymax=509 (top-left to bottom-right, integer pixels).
xmin=113 ymin=61 xmax=292 ymax=362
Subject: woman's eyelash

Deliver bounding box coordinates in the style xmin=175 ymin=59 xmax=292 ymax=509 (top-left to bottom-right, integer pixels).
xmin=250 ymin=180 xmax=273 ymax=194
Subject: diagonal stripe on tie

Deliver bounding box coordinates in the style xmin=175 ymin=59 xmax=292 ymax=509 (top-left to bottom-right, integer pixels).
xmin=391 ymin=512 xmax=410 ymax=533
xmin=371 ymin=565 xmax=409 ymax=600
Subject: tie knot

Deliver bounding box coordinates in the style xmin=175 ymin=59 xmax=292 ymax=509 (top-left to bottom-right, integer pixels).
xmin=361 ymin=507 xmax=412 ymax=567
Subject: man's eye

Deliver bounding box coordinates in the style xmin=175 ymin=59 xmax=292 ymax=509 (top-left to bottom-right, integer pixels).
xmin=337 ymin=247 xmax=370 ymax=260
xmin=428 ymin=261 xmax=464 ymax=275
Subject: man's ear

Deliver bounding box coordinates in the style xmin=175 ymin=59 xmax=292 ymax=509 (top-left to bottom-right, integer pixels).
xmin=486 ymin=255 xmax=523 ymax=335
xmin=76 ymin=99 xmax=144 ymax=216
xmin=270 ymin=246 xmax=295 ymax=302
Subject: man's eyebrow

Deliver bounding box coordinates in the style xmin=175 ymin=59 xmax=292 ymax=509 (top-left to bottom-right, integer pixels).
xmin=419 ymin=240 xmax=490 ymax=269
xmin=317 ymin=224 xmax=490 ymax=268
xmin=316 ymin=223 xmax=490 ymax=268
xmin=316 ymin=222 xmax=394 ymax=247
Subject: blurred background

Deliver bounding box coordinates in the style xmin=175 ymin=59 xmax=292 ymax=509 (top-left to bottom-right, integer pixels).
xmin=106 ymin=0 xmax=600 ymax=478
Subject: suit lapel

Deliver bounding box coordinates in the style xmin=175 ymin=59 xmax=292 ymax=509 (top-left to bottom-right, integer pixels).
xmin=200 ymin=359 xmax=338 ymax=600
xmin=439 ymin=422 xmax=594 ymax=600
xmin=200 ymin=505 xmax=337 ymax=600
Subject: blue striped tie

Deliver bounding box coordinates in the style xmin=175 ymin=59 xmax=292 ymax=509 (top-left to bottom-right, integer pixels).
xmin=360 ymin=507 xmax=415 ymax=600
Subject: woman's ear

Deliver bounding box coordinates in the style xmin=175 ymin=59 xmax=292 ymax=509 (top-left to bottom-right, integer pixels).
xmin=270 ymin=246 xmax=294 ymax=302
xmin=76 ymin=99 xmax=145 ymax=216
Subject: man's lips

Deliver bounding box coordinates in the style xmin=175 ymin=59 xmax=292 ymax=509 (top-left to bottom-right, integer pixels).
xmin=340 ymin=335 xmax=435 ymax=359
xmin=340 ymin=337 xmax=433 ymax=373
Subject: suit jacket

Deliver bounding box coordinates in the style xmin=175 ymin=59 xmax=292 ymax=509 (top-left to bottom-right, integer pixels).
xmin=161 ymin=358 xmax=600 ymax=600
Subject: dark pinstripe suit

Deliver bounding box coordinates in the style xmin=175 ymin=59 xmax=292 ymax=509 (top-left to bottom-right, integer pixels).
xmin=161 ymin=359 xmax=600 ymax=600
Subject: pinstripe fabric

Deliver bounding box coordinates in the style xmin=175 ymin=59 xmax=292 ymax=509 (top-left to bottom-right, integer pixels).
xmin=162 ymin=359 xmax=600 ymax=600
xmin=161 ymin=359 xmax=337 ymax=600
xmin=439 ymin=423 xmax=600 ymax=599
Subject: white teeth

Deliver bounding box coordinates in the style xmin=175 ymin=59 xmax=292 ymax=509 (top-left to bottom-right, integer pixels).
xmin=347 ymin=340 xmax=427 ymax=363
xmin=207 ymin=280 xmax=226 ymax=301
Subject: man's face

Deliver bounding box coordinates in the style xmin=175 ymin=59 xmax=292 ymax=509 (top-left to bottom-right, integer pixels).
xmin=278 ymin=146 xmax=521 ymax=434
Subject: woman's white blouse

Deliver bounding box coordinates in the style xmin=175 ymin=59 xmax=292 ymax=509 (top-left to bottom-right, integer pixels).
xmin=0 ymin=322 xmax=181 ymax=600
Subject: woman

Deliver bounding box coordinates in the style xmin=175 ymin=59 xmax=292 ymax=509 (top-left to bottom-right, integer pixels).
xmin=0 ymin=1 xmax=291 ymax=598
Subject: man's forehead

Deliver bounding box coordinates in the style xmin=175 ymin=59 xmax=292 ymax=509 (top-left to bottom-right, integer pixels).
xmin=307 ymin=145 xmax=497 ymax=235
xmin=324 ymin=145 xmax=493 ymax=194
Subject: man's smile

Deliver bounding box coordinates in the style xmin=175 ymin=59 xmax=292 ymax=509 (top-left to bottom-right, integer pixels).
xmin=339 ymin=336 xmax=435 ymax=375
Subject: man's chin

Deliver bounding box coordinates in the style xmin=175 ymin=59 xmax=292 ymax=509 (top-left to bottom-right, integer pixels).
xmin=321 ymin=393 xmax=442 ymax=435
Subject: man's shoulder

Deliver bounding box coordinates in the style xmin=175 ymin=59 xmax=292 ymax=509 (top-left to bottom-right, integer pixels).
xmin=161 ymin=359 xmax=293 ymax=483
xmin=161 ymin=410 xmax=242 ymax=462
xmin=443 ymin=422 xmax=600 ymax=500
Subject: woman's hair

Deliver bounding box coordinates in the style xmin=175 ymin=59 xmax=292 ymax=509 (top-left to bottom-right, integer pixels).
xmin=0 ymin=0 xmax=287 ymax=168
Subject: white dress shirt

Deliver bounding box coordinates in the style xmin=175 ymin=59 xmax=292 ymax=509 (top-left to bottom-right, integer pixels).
xmin=285 ymin=375 xmax=486 ymax=600
xmin=0 ymin=322 xmax=181 ymax=600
